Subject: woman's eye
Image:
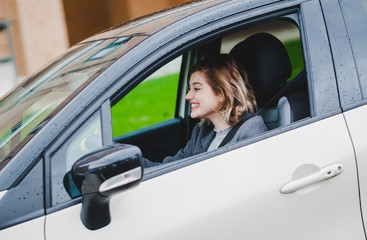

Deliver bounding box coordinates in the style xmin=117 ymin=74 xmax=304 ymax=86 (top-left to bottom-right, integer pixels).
xmin=194 ymin=88 xmax=200 ymax=91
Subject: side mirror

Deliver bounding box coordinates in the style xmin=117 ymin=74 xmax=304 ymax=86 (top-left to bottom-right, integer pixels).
xmin=71 ymin=144 xmax=143 ymax=230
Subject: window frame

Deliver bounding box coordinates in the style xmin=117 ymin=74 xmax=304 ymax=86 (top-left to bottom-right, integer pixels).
xmin=320 ymin=0 xmax=363 ymax=110
xmin=44 ymin=100 xmax=112 ymax=213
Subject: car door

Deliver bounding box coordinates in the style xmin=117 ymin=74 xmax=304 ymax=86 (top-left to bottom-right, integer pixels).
xmin=44 ymin=1 xmax=365 ymax=239
xmin=329 ymin=0 xmax=367 ymax=231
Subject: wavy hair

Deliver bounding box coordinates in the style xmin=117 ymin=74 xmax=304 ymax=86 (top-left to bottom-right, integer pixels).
xmin=188 ymin=54 xmax=257 ymax=126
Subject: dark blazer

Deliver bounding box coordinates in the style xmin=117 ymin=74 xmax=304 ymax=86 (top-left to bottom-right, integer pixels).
xmin=143 ymin=115 xmax=267 ymax=167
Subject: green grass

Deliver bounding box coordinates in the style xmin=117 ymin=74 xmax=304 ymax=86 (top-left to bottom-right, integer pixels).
xmin=111 ymin=73 xmax=179 ymax=137
xmin=283 ymin=39 xmax=305 ymax=81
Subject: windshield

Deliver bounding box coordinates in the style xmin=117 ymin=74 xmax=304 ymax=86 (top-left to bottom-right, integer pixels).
xmin=0 ymin=37 xmax=132 ymax=166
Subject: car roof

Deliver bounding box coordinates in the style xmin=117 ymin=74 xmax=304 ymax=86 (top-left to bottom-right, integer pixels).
xmin=80 ymin=0 xmax=230 ymax=43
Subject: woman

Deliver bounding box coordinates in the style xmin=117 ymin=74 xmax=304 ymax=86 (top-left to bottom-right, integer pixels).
xmin=144 ymin=54 xmax=267 ymax=167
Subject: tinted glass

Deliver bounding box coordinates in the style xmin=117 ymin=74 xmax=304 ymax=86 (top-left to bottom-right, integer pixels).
xmin=340 ymin=0 xmax=367 ymax=98
xmin=0 ymin=37 xmax=131 ymax=169
xmin=221 ymin=20 xmax=304 ymax=81
xmin=51 ymin=112 xmax=102 ymax=205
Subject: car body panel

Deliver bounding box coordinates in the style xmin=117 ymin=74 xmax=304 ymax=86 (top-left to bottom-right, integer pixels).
xmin=0 ymin=158 xmax=44 ymax=230
xmin=336 ymin=0 xmax=367 ymax=100
xmin=0 ymin=216 xmax=44 ymax=239
xmin=319 ymin=0 xmax=362 ymax=107
xmin=301 ymin=0 xmax=340 ymax=115
xmin=45 ymin=114 xmax=364 ymax=240
xmin=343 ymin=104 xmax=367 ymax=229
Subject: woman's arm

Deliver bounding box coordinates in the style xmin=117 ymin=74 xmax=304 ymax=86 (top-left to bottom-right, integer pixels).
xmin=143 ymin=123 xmax=204 ymax=167
xmin=234 ymin=115 xmax=267 ymax=142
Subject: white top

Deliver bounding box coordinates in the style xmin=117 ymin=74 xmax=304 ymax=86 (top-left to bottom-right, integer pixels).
xmin=207 ymin=126 xmax=232 ymax=151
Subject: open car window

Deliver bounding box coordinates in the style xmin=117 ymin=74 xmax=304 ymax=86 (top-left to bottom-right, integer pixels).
xmin=110 ymin=18 xmax=309 ymax=167
xmin=111 ymin=56 xmax=182 ymax=137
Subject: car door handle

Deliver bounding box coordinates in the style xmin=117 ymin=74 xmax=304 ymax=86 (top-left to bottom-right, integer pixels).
xmin=280 ymin=163 xmax=343 ymax=194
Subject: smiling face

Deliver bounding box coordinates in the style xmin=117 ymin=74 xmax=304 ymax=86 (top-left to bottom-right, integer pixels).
xmin=185 ymin=71 xmax=224 ymax=127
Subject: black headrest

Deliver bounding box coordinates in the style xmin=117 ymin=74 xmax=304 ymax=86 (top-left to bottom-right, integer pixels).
xmin=230 ymin=33 xmax=292 ymax=106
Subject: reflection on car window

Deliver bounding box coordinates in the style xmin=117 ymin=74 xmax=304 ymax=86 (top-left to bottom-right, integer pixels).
xmin=66 ymin=116 xmax=102 ymax=169
xmin=51 ymin=112 xmax=102 ymax=205
xmin=0 ymin=37 xmax=131 ymax=169
xmin=111 ymin=56 xmax=181 ymax=137
xmin=85 ymin=37 xmax=131 ymax=61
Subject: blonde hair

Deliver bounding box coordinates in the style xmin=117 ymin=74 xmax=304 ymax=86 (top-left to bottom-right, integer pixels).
xmin=188 ymin=54 xmax=257 ymax=126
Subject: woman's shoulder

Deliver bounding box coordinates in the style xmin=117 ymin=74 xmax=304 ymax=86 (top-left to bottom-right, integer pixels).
xmin=238 ymin=114 xmax=267 ymax=137
xmin=244 ymin=114 xmax=266 ymax=125
xmin=191 ymin=121 xmax=215 ymax=137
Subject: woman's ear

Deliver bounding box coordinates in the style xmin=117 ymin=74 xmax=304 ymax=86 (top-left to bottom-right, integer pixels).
xmin=219 ymin=94 xmax=225 ymax=103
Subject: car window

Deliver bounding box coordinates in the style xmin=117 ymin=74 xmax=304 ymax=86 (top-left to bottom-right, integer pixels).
xmin=339 ymin=0 xmax=367 ymax=99
xmin=49 ymin=111 xmax=102 ymax=206
xmin=0 ymin=37 xmax=134 ymax=171
xmin=221 ymin=19 xmax=308 ymax=130
xmin=221 ymin=20 xmax=304 ymax=82
xmin=111 ymin=56 xmax=182 ymax=137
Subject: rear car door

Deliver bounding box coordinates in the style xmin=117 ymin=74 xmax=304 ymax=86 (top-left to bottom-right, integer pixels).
xmin=44 ymin=0 xmax=365 ymax=239
xmin=327 ymin=0 xmax=367 ymax=230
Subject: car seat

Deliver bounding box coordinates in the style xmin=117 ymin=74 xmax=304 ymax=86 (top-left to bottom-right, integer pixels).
xmin=230 ymin=32 xmax=309 ymax=129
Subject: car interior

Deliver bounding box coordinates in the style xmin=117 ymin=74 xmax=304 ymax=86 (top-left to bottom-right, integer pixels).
xmin=111 ymin=19 xmax=310 ymax=164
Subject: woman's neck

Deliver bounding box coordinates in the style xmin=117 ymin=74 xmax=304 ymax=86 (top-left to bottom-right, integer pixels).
xmin=210 ymin=116 xmax=230 ymax=131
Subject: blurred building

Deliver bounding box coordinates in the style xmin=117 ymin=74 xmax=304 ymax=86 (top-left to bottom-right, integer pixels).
xmin=0 ymin=0 xmax=190 ymax=95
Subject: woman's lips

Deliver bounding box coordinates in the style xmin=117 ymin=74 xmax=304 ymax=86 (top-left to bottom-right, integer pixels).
xmin=191 ymin=102 xmax=199 ymax=111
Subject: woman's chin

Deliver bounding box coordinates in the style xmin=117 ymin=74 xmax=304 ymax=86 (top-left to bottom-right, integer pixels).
xmin=190 ymin=112 xmax=199 ymax=119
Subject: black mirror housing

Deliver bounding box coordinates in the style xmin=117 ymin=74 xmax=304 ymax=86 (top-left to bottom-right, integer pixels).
xmin=71 ymin=144 xmax=143 ymax=230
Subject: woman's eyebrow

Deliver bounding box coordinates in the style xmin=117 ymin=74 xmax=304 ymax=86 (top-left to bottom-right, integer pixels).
xmin=191 ymin=82 xmax=203 ymax=86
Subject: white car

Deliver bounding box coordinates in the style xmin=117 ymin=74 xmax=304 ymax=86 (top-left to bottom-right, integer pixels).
xmin=1 ymin=0 xmax=367 ymax=239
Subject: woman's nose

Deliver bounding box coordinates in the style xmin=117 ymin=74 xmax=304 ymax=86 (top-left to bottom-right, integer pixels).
xmin=185 ymin=90 xmax=193 ymax=100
